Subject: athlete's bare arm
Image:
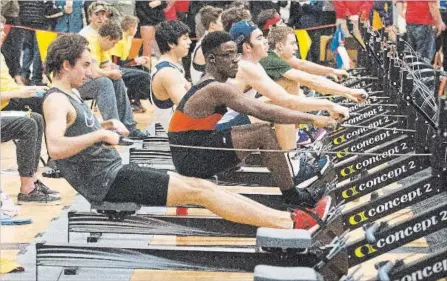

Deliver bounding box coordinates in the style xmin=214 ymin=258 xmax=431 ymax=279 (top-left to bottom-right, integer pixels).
xmin=101 ymin=119 xmax=129 ymax=136
xmin=153 ymin=67 xmax=189 ymax=105
xmin=287 ymin=56 xmax=348 ymax=80
xmin=193 ymin=47 xmax=206 ymax=66
xmin=233 ymin=60 xmax=349 ymax=118
xmin=183 ymin=82 xmax=336 ymax=128
xmin=43 ymin=92 xmax=120 ymax=160
xmin=282 ymin=67 xmax=366 ymax=102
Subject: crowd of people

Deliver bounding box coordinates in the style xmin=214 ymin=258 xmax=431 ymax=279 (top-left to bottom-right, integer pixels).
xmin=0 ymin=0 xmax=446 ymax=230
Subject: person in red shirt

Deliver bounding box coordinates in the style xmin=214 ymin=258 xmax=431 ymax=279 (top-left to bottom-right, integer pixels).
xmin=333 ymin=0 xmax=373 ymax=20
xmin=396 ymin=0 xmax=446 ymax=61
xmin=332 ymin=0 xmax=373 ymax=38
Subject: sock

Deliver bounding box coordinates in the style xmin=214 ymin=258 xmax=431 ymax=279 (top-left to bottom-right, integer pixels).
xmin=285 ymin=152 xmax=301 ymax=177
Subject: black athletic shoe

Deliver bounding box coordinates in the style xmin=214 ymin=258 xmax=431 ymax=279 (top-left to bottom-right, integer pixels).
xmin=285 ymin=156 xmax=331 ymax=207
xmin=17 ymin=186 xmax=61 ymax=205
xmin=312 ymin=155 xmax=331 ymax=177
xmin=34 ymin=180 xmax=59 ymax=195
xmin=282 ymin=182 xmax=328 ymax=208
xmin=293 ymin=159 xmax=321 ymax=189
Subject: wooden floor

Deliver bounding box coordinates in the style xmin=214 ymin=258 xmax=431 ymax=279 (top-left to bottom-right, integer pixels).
xmin=0 ymin=100 xmax=433 ymax=280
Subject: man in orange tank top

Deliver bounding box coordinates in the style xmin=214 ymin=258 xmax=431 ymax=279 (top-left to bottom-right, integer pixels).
xmin=168 ymin=31 xmax=339 ymax=209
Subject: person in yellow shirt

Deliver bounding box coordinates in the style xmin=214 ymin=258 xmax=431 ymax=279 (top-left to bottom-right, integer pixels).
xmin=110 ymin=15 xmax=151 ymax=113
xmin=78 ymin=21 xmax=148 ymax=139
xmin=0 ymin=18 xmax=60 ymax=205
xmin=0 ymin=39 xmax=47 ymax=115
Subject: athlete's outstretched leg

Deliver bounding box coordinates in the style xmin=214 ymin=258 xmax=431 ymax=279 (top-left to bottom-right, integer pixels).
xmin=166 ymin=172 xmax=293 ymax=229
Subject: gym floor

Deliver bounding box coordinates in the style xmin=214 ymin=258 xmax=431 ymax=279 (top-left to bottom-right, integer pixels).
xmin=0 ymin=100 xmax=445 ymax=281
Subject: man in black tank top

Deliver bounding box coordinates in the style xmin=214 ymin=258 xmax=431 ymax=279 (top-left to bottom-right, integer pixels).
xmin=169 ymin=31 xmax=337 ymax=210
xmin=42 ymin=33 xmax=334 ymax=231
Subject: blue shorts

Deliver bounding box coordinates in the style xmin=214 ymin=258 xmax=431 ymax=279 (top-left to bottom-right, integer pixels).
xmin=215 ymin=114 xmax=251 ymax=131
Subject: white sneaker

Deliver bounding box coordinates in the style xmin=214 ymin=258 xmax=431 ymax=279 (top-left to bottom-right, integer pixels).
xmin=0 ymin=192 xmax=20 ymax=218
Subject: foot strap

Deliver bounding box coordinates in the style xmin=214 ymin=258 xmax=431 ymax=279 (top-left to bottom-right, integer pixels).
xmin=289 ymin=206 xmax=326 ymax=228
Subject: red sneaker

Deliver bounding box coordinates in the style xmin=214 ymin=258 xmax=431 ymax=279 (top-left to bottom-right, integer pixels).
xmin=292 ymin=195 xmax=332 ymax=230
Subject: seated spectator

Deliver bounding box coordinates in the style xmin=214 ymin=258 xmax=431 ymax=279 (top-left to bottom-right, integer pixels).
xmin=78 ymin=20 xmax=148 ymax=138
xmin=80 ymin=2 xmax=108 ymax=39
xmin=0 ymin=19 xmax=60 ymax=205
xmin=111 ymin=16 xmax=151 ymax=113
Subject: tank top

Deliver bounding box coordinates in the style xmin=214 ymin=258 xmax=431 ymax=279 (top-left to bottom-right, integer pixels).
xmin=43 ymin=87 xmax=123 ymax=203
xmin=150 ymin=60 xmax=186 ymax=132
xmin=168 ymin=79 xmax=227 ymax=133
xmin=190 ymin=34 xmax=206 ymax=85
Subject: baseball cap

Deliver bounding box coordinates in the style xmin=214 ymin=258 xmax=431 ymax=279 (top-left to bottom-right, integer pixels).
xmin=88 ymin=2 xmax=108 ymax=14
xmin=262 ymin=12 xmax=281 ymax=30
xmin=229 ymin=21 xmax=258 ymax=47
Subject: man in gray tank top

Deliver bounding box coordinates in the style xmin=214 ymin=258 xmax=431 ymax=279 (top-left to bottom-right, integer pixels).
xmin=42 ymin=33 xmax=334 ymax=231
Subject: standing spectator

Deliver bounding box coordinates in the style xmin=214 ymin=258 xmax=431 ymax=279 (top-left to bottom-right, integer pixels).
xmin=135 ymin=1 xmax=167 ymax=58
xmin=1 ymin=0 xmax=22 ymax=85
xmin=439 ymin=1 xmax=447 ymax=70
xmin=174 ymin=0 xmax=190 ymax=23
xmin=221 ymin=6 xmax=252 ymax=32
xmin=191 ymin=1 xmax=231 ymax=38
xmin=288 ymin=1 xmax=325 ymax=62
xmin=371 ymin=1 xmax=393 ymax=29
xmin=190 ymin=5 xmax=224 ymax=84
xmin=54 ymin=1 xmax=84 ymax=33
xmin=396 ymin=0 xmax=446 ymax=61
xmin=257 ymin=8 xmax=285 ymax=38
xmin=100 ymin=0 xmax=136 ymax=25
xmin=333 ymin=0 xmax=373 ymax=39
xmin=250 ymin=1 xmax=281 ymax=23
xmin=319 ymin=0 xmax=336 ymax=37
xmin=18 ymin=1 xmax=54 ymax=86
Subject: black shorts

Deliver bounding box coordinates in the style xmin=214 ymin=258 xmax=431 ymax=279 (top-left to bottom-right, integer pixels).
xmin=104 ymin=163 xmax=170 ymax=206
xmin=168 ymin=130 xmax=240 ymax=178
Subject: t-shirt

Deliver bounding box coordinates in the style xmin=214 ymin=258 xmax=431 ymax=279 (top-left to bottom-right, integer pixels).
xmin=110 ymin=36 xmax=132 ymax=61
xmin=87 ymin=36 xmax=111 ymax=65
xmin=79 ymin=25 xmax=98 ymax=40
xmin=259 ymin=51 xmax=293 ymax=81
xmin=405 ymin=1 xmax=435 ymax=25
xmin=0 ymin=54 xmax=21 ymax=109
